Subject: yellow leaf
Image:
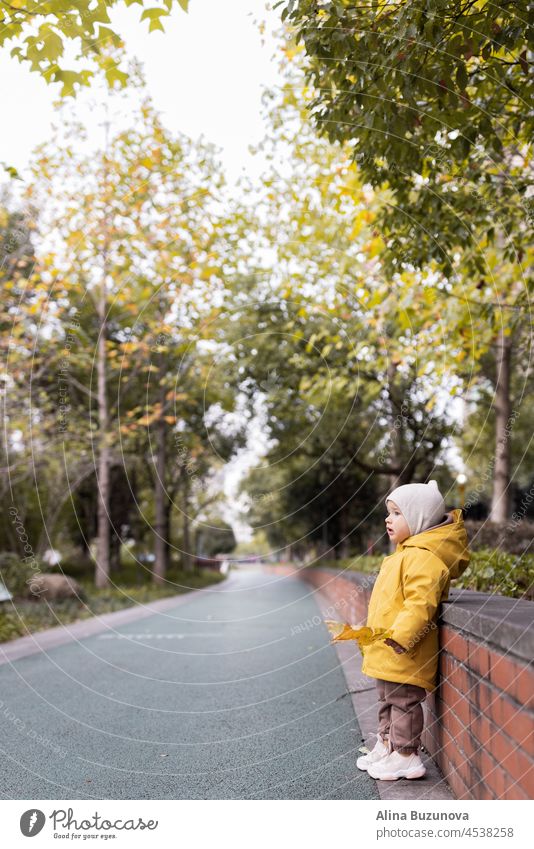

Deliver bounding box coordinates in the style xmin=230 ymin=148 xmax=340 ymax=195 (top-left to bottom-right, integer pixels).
xmin=367 ymin=235 xmax=383 ymax=257
xmin=324 ymin=620 xmax=392 ymax=653
xmin=138 ymin=411 xmax=158 ymax=426
xmin=423 ymin=287 xmax=437 ymax=306
xmin=349 ymin=216 xmax=364 ymax=239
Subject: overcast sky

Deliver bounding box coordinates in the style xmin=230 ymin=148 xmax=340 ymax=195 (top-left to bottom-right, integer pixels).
xmin=0 ymin=0 xmax=284 ymax=185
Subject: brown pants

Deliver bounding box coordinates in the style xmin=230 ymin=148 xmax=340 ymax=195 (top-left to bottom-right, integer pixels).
xmin=376 ymin=678 xmax=427 ymax=754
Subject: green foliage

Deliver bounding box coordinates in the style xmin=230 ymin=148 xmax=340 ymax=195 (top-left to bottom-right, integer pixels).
xmin=274 ymin=3 xmax=532 ymax=529
xmin=226 ymin=63 xmax=468 ymax=558
xmin=279 ymin=1 xmax=534 ymax=282
xmin=0 ymin=609 xmax=23 ymax=643
xmin=284 ymin=0 xmax=533 ymax=172
xmin=0 ymin=552 xmax=37 ymax=598
xmin=461 ymin=367 xmax=534 ymax=509
xmin=465 ymin=518 xmax=534 ymax=555
xmin=453 ymin=548 xmax=534 ymax=598
xmin=0 ymin=1 xmax=189 ymax=97
xmin=233 ymin=531 xmax=272 ymax=557
xmin=198 ymin=523 xmax=236 ymax=558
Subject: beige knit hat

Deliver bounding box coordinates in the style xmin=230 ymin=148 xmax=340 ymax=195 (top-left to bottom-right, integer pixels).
xmin=385 ymin=479 xmax=446 ymax=537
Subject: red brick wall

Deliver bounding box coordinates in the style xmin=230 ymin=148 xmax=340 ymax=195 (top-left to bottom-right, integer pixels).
xmin=267 ymin=564 xmax=373 ymax=622
xmin=266 ymin=564 xmax=534 ymax=800
xmin=425 ymin=625 xmax=534 ymax=800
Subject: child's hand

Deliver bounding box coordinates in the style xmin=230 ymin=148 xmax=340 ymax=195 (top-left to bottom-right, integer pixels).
xmin=384 ymin=637 xmax=408 ymax=654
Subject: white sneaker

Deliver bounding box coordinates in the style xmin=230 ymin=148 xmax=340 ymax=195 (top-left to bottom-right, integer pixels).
xmin=367 ymin=748 xmax=426 ymax=781
xmin=356 ymin=734 xmax=390 ymax=771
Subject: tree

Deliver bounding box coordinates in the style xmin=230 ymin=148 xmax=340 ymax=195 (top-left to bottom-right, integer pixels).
xmin=277 ymin=2 xmax=534 ymax=519
xmin=0 ymin=0 xmax=189 ymax=96
xmin=220 ymin=65 xmax=461 ymax=557
xmin=457 ymin=333 xmax=534 ymax=517
xmin=0 ymin=190 xmax=42 ymax=555
xmin=19 ymin=80 xmax=247 ymax=586
xmin=279 ymin=0 xmax=533 ymax=271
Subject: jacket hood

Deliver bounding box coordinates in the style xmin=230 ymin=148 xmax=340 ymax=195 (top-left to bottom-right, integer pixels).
xmin=396 ymin=508 xmax=470 ymax=579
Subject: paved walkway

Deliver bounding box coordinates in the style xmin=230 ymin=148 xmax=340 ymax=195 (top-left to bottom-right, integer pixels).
xmin=0 ymin=567 xmax=379 ymax=800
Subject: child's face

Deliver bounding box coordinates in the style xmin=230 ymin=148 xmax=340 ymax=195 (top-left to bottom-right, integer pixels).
xmin=385 ymin=500 xmax=411 ymax=544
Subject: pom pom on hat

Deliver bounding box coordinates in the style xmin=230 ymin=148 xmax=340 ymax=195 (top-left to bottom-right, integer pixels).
xmin=385 ymin=479 xmax=446 ymax=537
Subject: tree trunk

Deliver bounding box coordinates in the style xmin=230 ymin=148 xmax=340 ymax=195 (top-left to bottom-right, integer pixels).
xmin=387 ymin=360 xmax=403 ymax=552
xmin=164 ymin=498 xmax=173 ymax=567
xmin=182 ymin=472 xmax=194 ymax=573
xmin=153 ymin=408 xmax=168 ymax=585
xmin=95 ymin=276 xmax=111 ymax=588
xmin=110 ymin=530 xmax=121 ymax=572
xmin=95 ymin=127 xmax=112 ymax=589
xmin=490 ymin=326 xmax=513 ymax=522
xmin=387 ymin=360 xmax=404 ymax=493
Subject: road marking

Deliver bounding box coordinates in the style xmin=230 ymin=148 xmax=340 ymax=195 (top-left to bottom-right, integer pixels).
xmin=96 ymin=633 xmax=224 ymax=640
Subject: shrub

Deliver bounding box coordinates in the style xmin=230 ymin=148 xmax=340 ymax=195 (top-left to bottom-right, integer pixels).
xmin=0 ymin=609 xmax=25 ymax=642
xmin=0 ymin=552 xmax=41 ymax=598
xmin=465 ymin=519 xmax=534 ymax=555
xmin=453 ymin=548 xmax=534 ymax=599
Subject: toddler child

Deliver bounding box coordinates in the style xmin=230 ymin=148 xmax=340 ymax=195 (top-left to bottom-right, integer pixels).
xmin=357 ymin=479 xmax=470 ymax=781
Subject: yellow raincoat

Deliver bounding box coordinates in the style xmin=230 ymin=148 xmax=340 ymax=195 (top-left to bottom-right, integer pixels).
xmin=361 ymin=508 xmax=470 ymax=691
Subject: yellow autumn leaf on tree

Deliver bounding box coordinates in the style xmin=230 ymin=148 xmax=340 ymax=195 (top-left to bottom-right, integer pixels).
xmin=324 ymin=620 xmax=392 ymax=653
xmin=349 ymin=215 xmax=364 ymax=239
